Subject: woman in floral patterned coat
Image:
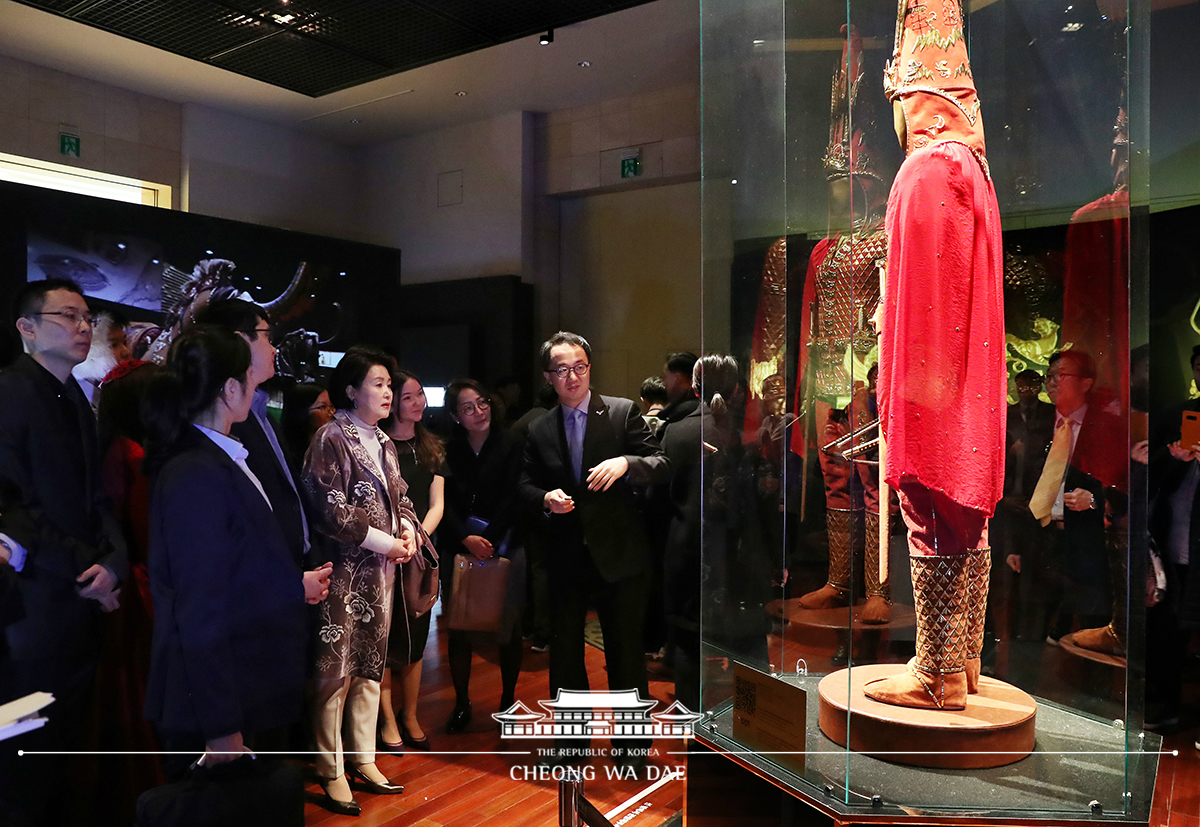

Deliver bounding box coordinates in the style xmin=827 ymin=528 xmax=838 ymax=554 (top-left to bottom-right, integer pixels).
xmin=303 ymin=346 xmax=420 ymax=816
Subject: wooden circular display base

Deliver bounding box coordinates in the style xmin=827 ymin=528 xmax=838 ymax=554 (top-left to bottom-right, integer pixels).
xmin=767 ymin=598 xmax=915 ymax=631
xmin=1059 ymin=631 xmax=1128 ymax=668
xmin=818 ymin=664 xmax=1037 ymax=769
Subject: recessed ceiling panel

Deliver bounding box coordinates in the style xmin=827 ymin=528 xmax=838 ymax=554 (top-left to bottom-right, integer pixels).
xmin=10 ymin=0 xmax=660 ymax=97
xmin=230 ymin=0 xmax=494 ymax=69
xmin=68 ymin=0 xmax=272 ymax=62
xmin=208 ymin=30 xmax=390 ymax=98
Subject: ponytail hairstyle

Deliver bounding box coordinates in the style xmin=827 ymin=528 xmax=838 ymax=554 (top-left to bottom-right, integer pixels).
xmin=387 ymin=367 xmax=446 ymax=470
xmin=693 ymin=354 xmax=741 ymax=447
xmin=142 ymin=325 xmax=252 ymax=475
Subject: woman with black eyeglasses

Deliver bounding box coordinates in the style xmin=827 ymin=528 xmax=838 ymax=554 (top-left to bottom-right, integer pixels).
xmin=440 ymin=379 xmax=525 ymax=734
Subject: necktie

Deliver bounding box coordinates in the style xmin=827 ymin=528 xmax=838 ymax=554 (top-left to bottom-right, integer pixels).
xmin=1029 ymin=416 xmax=1071 ymax=526
xmin=567 ymin=407 xmax=585 ymax=482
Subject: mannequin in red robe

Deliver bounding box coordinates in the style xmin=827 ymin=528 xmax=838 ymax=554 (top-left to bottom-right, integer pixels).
xmin=863 ymin=0 xmax=1005 ymax=711
xmin=789 ymin=26 xmax=893 ymax=624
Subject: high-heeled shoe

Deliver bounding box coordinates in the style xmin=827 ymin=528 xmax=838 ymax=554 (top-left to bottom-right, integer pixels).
xmin=377 ymin=721 xmax=404 ymax=752
xmin=317 ymin=778 xmax=362 ymax=816
xmin=400 ymin=721 xmax=431 ymax=751
xmin=445 ymin=701 xmax=472 ymax=734
xmin=347 ymin=764 xmax=405 ymax=795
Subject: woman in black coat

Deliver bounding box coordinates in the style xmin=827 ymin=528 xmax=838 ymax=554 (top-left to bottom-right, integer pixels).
xmin=142 ymin=326 xmax=330 ymax=768
xmin=441 ymin=379 xmax=526 ymax=733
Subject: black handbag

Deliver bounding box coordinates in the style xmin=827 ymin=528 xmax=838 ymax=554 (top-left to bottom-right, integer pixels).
xmin=135 ymin=755 xmax=304 ymax=827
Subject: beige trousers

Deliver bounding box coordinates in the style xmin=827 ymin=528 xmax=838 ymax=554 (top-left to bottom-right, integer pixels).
xmin=313 ymin=675 xmax=380 ymax=779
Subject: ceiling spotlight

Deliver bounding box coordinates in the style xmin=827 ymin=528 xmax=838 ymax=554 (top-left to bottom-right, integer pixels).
xmin=350 ymin=118 xmax=360 ymax=124
xmin=540 ymin=29 xmax=553 ymax=45
xmin=455 ymin=90 xmax=467 ymax=97
xmin=578 ymin=61 xmax=591 ymax=68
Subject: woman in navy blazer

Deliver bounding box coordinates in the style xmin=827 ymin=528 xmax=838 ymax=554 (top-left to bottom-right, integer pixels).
xmin=142 ymin=325 xmax=330 ymax=767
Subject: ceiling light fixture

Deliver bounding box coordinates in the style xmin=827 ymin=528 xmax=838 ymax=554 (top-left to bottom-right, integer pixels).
xmin=578 ymin=61 xmax=591 ymax=68
xmin=540 ymin=29 xmax=553 ymax=45
xmin=455 ymin=91 xmax=467 ymax=97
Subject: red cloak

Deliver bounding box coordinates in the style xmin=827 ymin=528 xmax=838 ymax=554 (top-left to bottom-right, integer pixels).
xmin=877 ymin=140 xmax=1006 ymax=515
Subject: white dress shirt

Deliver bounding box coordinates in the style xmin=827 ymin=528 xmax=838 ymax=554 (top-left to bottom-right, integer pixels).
xmin=194 ymin=424 xmax=272 ymax=509
xmin=1050 ymin=403 xmax=1087 ymax=521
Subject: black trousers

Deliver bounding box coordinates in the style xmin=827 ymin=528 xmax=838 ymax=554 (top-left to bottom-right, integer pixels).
xmin=548 ymin=550 xmax=651 ymax=754
xmin=0 ymin=656 xmax=98 ymax=827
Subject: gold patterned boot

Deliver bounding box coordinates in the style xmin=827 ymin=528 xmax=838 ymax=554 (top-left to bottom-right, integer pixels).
xmin=964 ymin=548 xmax=991 ymax=693
xmin=859 ymin=510 xmax=891 ymax=624
xmin=798 ymin=509 xmax=852 ymax=610
xmin=863 ymin=552 xmax=970 ymax=710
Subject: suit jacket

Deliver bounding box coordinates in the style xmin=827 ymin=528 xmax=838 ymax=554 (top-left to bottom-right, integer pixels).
xmin=1004 ymin=399 xmax=1056 ymax=501
xmin=519 ymin=393 xmax=670 ymax=583
xmin=1057 ymin=405 xmax=1122 ymax=615
xmin=1149 ymin=400 xmax=1200 ymax=627
xmin=442 ymin=426 xmax=524 ymax=554
xmin=0 ymin=354 xmax=127 ymax=665
xmin=231 ymin=406 xmax=307 ymax=563
xmin=144 ymin=427 xmax=307 ymax=740
xmin=659 ymin=404 xmax=705 ymax=632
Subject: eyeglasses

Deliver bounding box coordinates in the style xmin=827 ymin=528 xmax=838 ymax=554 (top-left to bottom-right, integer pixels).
xmin=551 ymin=363 xmax=591 ymax=379
xmin=457 ymin=398 xmax=492 ymax=416
xmin=33 ymin=310 xmax=96 ymax=328
xmin=309 ymin=402 xmax=335 ymax=413
xmin=1045 ymin=372 xmax=1080 ymax=384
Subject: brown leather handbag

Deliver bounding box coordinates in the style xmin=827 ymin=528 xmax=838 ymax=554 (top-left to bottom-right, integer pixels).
xmin=402 ymin=523 xmax=439 ymax=618
xmin=447 ymin=554 xmax=510 ymax=632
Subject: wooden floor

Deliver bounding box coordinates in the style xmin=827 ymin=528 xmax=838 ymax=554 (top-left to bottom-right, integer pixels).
xmin=304 ymin=595 xmax=1200 ymax=827
xmin=303 ymin=606 xmax=685 ymax=827
xmin=1152 ymin=730 xmax=1200 ymax=827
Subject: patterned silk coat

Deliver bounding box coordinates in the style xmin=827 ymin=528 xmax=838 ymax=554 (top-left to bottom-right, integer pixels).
xmin=303 ymin=411 xmax=418 ymax=682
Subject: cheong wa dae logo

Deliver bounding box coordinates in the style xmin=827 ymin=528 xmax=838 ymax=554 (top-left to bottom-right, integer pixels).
xmin=492 ymin=689 xmax=701 ymax=739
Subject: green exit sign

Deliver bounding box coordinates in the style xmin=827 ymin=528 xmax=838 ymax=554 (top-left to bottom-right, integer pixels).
xmin=60 ymin=133 xmax=80 ymax=158
xmin=620 ymin=157 xmax=640 ymax=178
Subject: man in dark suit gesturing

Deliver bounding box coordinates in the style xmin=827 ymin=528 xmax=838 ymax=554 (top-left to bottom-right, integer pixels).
xmin=519 ymin=332 xmax=670 ymax=768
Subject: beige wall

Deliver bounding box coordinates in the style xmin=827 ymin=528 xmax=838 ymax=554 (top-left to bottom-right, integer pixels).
xmin=0 ymin=54 xmax=181 ymax=200
xmin=559 ymin=181 xmax=702 ymax=402
xmin=543 ymin=83 xmax=700 ymax=195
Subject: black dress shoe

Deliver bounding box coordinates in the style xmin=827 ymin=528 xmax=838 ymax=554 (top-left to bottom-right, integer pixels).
xmin=347 ymin=765 xmax=405 ymax=795
xmin=445 ymin=702 xmax=472 ymax=734
xmin=317 ymin=779 xmax=362 ymax=816
xmin=400 ymin=721 xmax=431 ymax=751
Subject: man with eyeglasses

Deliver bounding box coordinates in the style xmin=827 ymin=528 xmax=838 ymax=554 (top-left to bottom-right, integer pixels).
xmin=0 ymin=277 xmax=129 ymax=825
xmin=1009 ymin=350 xmax=1124 ymax=662
xmin=519 ymin=331 xmax=670 ymax=773
xmin=192 ymin=299 xmax=317 ymax=570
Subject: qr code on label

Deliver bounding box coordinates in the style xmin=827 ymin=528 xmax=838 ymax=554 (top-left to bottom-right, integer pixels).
xmin=734 ymin=676 xmax=756 ymax=716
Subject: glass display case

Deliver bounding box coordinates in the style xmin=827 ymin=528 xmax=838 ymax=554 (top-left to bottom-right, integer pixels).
xmin=694 ymin=0 xmax=1155 ymax=821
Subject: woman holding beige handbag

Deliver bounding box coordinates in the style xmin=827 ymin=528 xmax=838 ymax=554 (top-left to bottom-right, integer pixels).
xmin=441 ymin=379 xmax=526 ymax=734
